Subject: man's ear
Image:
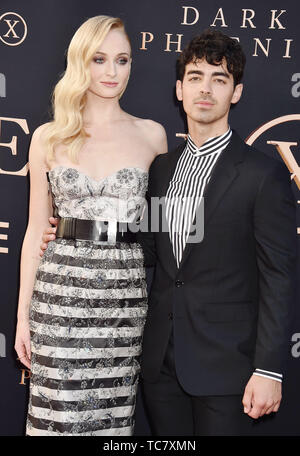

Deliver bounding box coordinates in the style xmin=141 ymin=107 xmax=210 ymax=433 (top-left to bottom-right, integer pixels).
xmin=176 ymin=80 xmax=183 ymax=101
xmin=231 ymin=83 xmax=243 ymax=105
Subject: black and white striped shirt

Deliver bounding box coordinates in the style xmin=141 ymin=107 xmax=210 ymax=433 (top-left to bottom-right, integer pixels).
xmin=166 ymin=128 xmax=232 ymax=267
xmin=165 ymin=128 xmax=282 ymax=383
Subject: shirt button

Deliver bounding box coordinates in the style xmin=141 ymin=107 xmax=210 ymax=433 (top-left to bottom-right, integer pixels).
xmin=175 ymin=280 xmax=184 ymax=288
xmin=168 ymin=312 xmax=173 ymax=320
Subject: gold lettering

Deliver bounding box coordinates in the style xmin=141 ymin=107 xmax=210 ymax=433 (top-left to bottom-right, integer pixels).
xmin=246 ymin=115 xmax=300 ymax=235
xmin=0 ymin=13 xmax=28 ymax=47
xmin=164 ymin=34 xmax=183 ymax=53
xmin=269 ymin=9 xmax=286 ymax=30
xmin=210 ymin=8 xmax=228 ymax=28
xmin=0 ymin=117 xmax=29 ymax=176
xmin=283 ymin=39 xmax=293 ymax=59
xmin=3 ymin=19 xmax=19 ymax=38
xmin=268 ymin=140 xmax=300 ymax=235
xmin=140 ymin=32 xmax=154 ymax=50
xmin=267 ymin=141 xmax=300 ymax=190
xmin=0 ymin=222 xmax=9 ymax=254
xmin=253 ymin=38 xmax=272 ymax=57
xmin=246 ymin=115 xmax=300 ymax=147
xmin=19 ymin=369 xmax=31 ymax=385
xmin=241 ymin=9 xmax=256 ymax=28
xmin=181 ymin=6 xmax=199 ymax=25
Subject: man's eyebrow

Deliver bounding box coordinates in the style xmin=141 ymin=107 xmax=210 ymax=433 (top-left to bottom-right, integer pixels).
xmin=212 ymin=71 xmax=230 ymax=79
xmin=186 ymin=70 xmax=230 ymax=78
xmin=186 ymin=70 xmax=204 ymax=76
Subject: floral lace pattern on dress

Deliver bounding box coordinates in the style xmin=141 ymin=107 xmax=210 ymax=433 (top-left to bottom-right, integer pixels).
xmin=48 ymin=166 xmax=148 ymax=222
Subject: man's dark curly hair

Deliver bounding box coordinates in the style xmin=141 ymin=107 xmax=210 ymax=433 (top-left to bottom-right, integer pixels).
xmin=177 ymin=29 xmax=246 ymax=86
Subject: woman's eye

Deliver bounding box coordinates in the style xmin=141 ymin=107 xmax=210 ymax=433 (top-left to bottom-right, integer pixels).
xmin=94 ymin=57 xmax=104 ymax=64
xmin=118 ymin=58 xmax=128 ymax=65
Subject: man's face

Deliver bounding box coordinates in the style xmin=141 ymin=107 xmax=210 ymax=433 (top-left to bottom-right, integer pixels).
xmin=176 ymin=58 xmax=243 ymax=127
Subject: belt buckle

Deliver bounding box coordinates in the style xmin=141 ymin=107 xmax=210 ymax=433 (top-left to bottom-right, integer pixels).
xmin=107 ymin=220 xmax=117 ymax=243
xmin=93 ymin=220 xmax=103 ymax=241
xmin=93 ymin=220 xmax=110 ymax=241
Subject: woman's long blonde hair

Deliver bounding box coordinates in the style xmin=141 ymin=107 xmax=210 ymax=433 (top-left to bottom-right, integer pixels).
xmin=43 ymin=15 xmax=130 ymax=164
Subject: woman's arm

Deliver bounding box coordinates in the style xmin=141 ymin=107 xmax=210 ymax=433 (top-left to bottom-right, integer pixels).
xmin=15 ymin=124 xmax=53 ymax=368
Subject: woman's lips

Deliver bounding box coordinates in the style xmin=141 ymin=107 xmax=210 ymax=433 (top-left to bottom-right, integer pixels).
xmin=101 ymin=81 xmax=118 ymax=87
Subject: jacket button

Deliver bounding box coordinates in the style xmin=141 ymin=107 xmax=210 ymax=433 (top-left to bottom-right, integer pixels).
xmin=168 ymin=312 xmax=173 ymax=320
xmin=175 ymin=280 xmax=184 ymax=287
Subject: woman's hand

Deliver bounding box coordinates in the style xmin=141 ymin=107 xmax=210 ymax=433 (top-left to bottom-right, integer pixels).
xmin=40 ymin=217 xmax=58 ymax=257
xmin=15 ymin=319 xmax=31 ymax=369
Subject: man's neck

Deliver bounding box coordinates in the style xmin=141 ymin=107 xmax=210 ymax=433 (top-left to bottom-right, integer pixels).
xmin=187 ymin=121 xmax=230 ymax=148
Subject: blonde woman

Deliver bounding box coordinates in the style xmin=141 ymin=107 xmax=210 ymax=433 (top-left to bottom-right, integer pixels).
xmin=15 ymin=15 xmax=167 ymax=436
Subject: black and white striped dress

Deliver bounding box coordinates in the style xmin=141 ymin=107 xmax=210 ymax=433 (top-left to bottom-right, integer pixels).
xmin=26 ymin=166 xmax=148 ymax=436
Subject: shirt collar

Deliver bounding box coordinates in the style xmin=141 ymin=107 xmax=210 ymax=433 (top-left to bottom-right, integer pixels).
xmin=187 ymin=127 xmax=232 ymax=157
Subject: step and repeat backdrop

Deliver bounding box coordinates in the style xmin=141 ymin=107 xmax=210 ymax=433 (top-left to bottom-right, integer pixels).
xmin=0 ymin=0 xmax=299 ymax=436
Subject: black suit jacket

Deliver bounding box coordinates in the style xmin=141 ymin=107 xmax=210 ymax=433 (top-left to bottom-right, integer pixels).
xmin=139 ymin=131 xmax=297 ymax=396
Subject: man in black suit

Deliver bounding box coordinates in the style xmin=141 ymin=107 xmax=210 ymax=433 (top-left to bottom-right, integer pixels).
xmin=139 ymin=30 xmax=297 ymax=435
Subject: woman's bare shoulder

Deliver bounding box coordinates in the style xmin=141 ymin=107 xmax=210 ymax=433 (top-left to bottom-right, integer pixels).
xmin=133 ymin=118 xmax=168 ymax=155
xmin=29 ymin=122 xmax=51 ymax=167
xmin=133 ymin=117 xmax=164 ymax=132
xmin=30 ymin=122 xmax=53 ymax=148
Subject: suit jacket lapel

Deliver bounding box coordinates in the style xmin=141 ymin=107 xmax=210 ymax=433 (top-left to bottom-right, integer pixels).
xmin=179 ymin=131 xmax=246 ymax=270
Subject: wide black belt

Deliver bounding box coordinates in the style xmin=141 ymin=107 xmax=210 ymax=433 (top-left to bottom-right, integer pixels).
xmin=56 ymin=217 xmax=138 ymax=243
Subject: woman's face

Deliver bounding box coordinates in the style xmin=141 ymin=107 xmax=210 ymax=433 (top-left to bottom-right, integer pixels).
xmin=88 ymin=28 xmax=131 ymax=99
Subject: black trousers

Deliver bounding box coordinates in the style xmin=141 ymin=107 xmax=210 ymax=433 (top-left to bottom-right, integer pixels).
xmin=142 ymin=330 xmax=258 ymax=436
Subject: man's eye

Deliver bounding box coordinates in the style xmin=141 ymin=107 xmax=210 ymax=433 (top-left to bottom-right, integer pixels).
xmin=216 ymin=79 xmax=226 ymax=84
